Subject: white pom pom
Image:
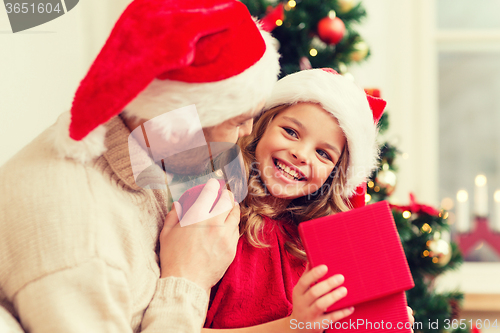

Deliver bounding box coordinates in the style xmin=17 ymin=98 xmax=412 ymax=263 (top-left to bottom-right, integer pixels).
xmin=48 ymin=111 xmax=107 ymax=164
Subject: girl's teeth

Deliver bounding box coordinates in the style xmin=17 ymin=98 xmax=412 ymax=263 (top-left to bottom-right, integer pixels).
xmin=275 ymin=160 xmax=301 ymax=180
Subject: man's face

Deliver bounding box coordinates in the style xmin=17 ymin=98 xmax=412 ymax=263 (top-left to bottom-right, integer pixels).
xmin=203 ymin=112 xmax=255 ymax=147
xmin=162 ymin=101 xmax=265 ymax=175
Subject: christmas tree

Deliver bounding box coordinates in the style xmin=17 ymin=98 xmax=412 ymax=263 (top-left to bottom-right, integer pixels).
xmin=241 ymin=1 xmax=468 ymax=332
xmin=368 ymin=110 xmax=467 ymax=333
xmin=242 ymin=0 xmax=370 ymax=77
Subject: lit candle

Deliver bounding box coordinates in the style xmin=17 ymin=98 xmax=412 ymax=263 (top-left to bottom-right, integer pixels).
xmin=456 ymin=190 xmax=470 ymax=233
xmin=494 ymin=190 xmax=500 ymax=232
xmin=474 ymin=174 xmax=488 ymax=217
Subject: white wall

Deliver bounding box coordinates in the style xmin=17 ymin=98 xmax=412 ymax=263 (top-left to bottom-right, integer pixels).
xmin=350 ymin=0 xmax=439 ymax=207
xmin=0 ymin=0 xmax=131 ymax=166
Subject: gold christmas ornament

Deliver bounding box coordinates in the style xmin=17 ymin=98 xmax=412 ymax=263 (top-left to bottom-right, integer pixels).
xmin=337 ymin=0 xmax=357 ymax=13
xmin=350 ymin=40 xmax=369 ymax=61
xmin=428 ymin=235 xmax=452 ymax=266
xmin=375 ymin=169 xmax=397 ymax=195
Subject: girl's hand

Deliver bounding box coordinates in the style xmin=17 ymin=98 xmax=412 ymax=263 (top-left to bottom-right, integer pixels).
xmin=407 ymin=306 xmax=415 ymax=333
xmin=289 ymin=264 xmax=354 ymax=333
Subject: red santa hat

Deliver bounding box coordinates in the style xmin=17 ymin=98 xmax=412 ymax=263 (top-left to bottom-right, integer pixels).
xmin=53 ymin=0 xmax=280 ymax=163
xmin=263 ymin=68 xmax=386 ymax=199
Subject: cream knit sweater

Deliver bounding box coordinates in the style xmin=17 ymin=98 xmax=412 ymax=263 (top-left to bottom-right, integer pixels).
xmin=0 ymin=116 xmax=208 ymax=332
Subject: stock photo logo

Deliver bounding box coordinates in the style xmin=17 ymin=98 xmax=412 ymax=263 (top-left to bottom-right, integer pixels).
xmin=128 ymin=105 xmax=248 ymax=226
xmin=3 ymin=0 xmax=79 ymax=33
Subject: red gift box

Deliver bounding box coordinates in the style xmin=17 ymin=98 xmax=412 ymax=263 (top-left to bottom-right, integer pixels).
xmin=298 ymin=201 xmax=414 ymax=333
xmin=177 ymin=179 xmax=226 ymax=219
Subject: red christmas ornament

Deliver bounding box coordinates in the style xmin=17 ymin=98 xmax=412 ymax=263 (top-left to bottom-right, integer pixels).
xmin=317 ymin=16 xmax=345 ymax=45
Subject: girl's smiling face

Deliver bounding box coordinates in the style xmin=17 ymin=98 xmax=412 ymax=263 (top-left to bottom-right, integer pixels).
xmin=255 ymin=102 xmax=346 ymax=199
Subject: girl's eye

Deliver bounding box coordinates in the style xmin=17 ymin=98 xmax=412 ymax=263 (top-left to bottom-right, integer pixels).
xmin=284 ymin=127 xmax=298 ymax=138
xmin=317 ymin=149 xmax=332 ymax=161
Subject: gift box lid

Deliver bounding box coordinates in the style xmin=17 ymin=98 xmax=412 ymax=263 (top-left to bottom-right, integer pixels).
xmin=298 ymin=201 xmax=414 ymax=311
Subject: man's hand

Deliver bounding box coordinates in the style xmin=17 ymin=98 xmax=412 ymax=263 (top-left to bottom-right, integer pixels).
xmin=158 ymin=179 xmax=240 ymax=293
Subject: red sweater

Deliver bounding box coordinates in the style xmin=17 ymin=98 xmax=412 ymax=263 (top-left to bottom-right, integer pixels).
xmin=205 ymin=217 xmax=306 ymax=328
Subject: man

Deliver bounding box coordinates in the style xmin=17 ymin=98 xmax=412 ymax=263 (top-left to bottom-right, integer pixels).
xmin=0 ymin=0 xmax=280 ymax=332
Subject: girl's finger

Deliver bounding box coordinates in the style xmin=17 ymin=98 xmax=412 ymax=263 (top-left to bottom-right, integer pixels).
xmin=294 ymin=265 xmax=328 ymax=296
xmin=322 ymin=306 xmax=355 ymax=325
xmin=407 ymin=306 xmax=414 ymax=323
xmin=313 ymin=286 xmax=348 ymax=315
xmin=304 ymin=274 xmax=345 ymax=306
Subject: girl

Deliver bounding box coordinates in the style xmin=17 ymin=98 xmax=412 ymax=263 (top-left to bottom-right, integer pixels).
xmin=202 ymin=68 xmax=387 ymax=332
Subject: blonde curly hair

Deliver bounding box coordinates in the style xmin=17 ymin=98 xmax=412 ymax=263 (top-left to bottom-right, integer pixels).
xmin=236 ymin=104 xmax=352 ymax=260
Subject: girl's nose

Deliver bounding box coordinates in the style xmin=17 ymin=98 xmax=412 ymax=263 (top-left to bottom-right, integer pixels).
xmin=290 ymin=147 xmax=309 ymax=164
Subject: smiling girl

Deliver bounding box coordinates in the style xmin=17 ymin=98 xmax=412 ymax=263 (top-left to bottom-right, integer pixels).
xmin=201 ymin=69 xmax=412 ymax=332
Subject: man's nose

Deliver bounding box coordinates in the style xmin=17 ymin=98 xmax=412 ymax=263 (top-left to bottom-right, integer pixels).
xmin=238 ymin=119 xmax=253 ymax=138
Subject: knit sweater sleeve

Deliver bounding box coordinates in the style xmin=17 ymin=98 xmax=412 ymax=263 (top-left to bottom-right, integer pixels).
xmin=12 ymin=258 xmax=208 ymax=333
xmin=142 ymin=277 xmax=209 ymax=332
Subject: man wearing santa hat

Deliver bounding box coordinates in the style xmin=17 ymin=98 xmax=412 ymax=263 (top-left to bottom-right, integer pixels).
xmin=0 ymin=0 xmax=280 ymax=332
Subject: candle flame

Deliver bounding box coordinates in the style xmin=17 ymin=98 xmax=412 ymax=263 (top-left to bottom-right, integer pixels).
xmin=457 ymin=190 xmax=468 ymax=202
xmin=475 ymin=174 xmax=487 ymax=187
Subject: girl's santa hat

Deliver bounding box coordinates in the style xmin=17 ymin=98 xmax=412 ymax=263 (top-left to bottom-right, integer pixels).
xmin=264 ymin=68 xmax=386 ymax=199
xmin=53 ymin=0 xmax=280 ymax=164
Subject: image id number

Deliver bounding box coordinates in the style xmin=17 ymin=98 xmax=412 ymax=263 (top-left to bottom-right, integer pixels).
xmin=444 ymin=319 xmax=498 ymax=330
xmin=5 ymin=2 xmax=62 ymax=14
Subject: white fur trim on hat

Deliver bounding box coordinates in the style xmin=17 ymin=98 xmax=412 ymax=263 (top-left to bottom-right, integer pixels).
xmin=264 ymin=69 xmax=379 ymax=198
xmin=52 ymin=29 xmax=279 ymax=163
xmin=122 ymin=29 xmax=280 ymax=128
xmin=49 ymin=111 xmax=107 ymax=164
